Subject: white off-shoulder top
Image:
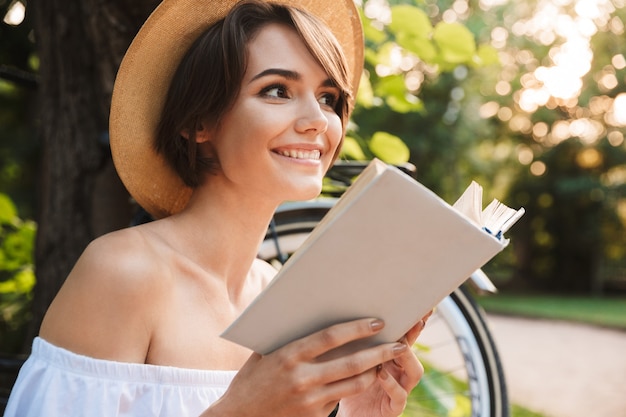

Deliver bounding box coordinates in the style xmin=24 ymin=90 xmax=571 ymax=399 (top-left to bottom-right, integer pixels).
xmin=4 ymin=337 xmax=237 ymax=417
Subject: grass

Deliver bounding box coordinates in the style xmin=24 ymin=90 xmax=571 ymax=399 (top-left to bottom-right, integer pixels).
xmin=475 ymin=292 xmax=626 ymax=331
xmin=512 ymin=404 xmax=547 ymax=417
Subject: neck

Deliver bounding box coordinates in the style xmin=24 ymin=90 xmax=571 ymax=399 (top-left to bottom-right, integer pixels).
xmin=165 ymin=179 xmax=281 ymax=295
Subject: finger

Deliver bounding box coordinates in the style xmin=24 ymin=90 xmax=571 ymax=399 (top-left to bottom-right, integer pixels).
xmin=289 ymin=318 xmax=385 ymax=360
xmin=324 ymin=366 xmax=378 ymax=399
xmin=404 ymin=309 xmax=433 ymax=345
xmin=318 ymin=341 xmax=409 ymax=383
xmin=377 ymin=366 xmax=408 ymax=413
xmin=390 ymin=349 xmax=424 ymax=391
xmin=404 ymin=319 xmax=426 ymax=346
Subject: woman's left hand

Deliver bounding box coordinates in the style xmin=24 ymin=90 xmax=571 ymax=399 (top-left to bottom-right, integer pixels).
xmin=336 ymin=311 xmax=432 ymax=417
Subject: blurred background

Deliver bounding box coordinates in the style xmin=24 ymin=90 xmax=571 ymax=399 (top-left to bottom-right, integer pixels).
xmin=1 ymin=0 xmax=625 ymax=415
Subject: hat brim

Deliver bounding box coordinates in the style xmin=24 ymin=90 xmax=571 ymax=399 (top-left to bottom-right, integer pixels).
xmin=109 ymin=0 xmax=363 ymax=219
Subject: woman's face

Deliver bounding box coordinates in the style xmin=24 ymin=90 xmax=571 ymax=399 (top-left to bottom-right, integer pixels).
xmin=203 ymin=23 xmax=343 ymax=203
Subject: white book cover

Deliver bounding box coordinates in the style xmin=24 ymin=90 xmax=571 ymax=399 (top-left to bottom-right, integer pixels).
xmin=221 ymin=159 xmax=524 ymax=355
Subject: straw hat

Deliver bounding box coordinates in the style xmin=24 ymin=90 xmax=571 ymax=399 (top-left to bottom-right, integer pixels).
xmin=109 ymin=0 xmax=363 ymax=219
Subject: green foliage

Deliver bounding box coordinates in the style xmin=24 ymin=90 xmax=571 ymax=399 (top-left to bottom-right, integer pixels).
xmin=403 ymin=360 xmax=471 ymax=416
xmin=432 ymin=22 xmax=476 ymax=67
xmin=389 ymin=6 xmax=436 ymax=62
xmin=0 ymin=0 xmax=40 ymax=219
xmin=351 ymin=0 xmax=626 ymax=294
xmin=369 ymin=131 xmax=410 ymax=164
xmin=0 ymin=193 xmax=36 ymax=353
xmin=404 ymin=357 xmax=547 ymax=417
xmin=477 ymin=293 xmax=626 ymax=331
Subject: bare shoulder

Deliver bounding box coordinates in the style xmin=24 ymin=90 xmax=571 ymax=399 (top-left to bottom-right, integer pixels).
xmin=40 ymin=226 xmax=171 ymax=362
xmin=251 ymin=258 xmax=278 ymax=288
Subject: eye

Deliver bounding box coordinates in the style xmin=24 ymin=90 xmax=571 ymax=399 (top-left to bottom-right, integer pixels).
xmin=260 ymin=84 xmax=290 ymax=99
xmin=319 ymin=92 xmax=339 ymax=109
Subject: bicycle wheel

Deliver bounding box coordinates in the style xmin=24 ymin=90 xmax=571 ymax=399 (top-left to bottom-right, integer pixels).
xmin=258 ymin=203 xmax=509 ymax=417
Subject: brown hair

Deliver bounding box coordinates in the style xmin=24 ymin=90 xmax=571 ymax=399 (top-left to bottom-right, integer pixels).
xmin=155 ymin=0 xmax=353 ymax=187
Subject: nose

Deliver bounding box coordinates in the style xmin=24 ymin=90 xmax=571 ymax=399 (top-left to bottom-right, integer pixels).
xmin=294 ymin=94 xmax=328 ymax=135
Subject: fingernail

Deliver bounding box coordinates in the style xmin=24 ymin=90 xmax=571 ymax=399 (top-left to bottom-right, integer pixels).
xmin=378 ymin=366 xmax=389 ymax=380
xmin=417 ymin=319 xmax=426 ymax=330
xmin=370 ymin=319 xmax=385 ymax=332
xmin=393 ymin=343 xmax=408 ymax=354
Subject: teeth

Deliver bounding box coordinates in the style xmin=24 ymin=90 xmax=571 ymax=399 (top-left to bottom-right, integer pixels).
xmin=279 ymin=149 xmax=321 ymax=160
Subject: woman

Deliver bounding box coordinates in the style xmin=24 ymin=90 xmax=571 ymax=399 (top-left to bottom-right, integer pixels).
xmin=5 ymin=1 xmax=430 ymax=416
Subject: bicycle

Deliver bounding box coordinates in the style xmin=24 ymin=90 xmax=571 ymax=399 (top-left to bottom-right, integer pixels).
xmin=259 ymin=161 xmax=509 ymax=417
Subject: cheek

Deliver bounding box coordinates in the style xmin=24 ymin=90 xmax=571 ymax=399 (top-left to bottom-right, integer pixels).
xmin=327 ymin=114 xmax=344 ymax=155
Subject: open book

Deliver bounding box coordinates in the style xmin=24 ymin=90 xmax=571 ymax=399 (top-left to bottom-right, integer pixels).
xmin=221 ymin=159 xmax=524 ymax=355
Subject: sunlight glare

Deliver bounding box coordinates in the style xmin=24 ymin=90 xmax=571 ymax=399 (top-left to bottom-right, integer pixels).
xmin=534 ymin=66 xmax=582 ymax=100
xmin=612 ymin=54 xmax=626 ymax=70
xmin=552 ymin=120 xmax=571 ymax=142
xmin=599 ymin=72 xmax=618 ymax=91
xmin=611 ymin=93 xmax=626 ymax=126
xmin=517 ymin=145 xmax=534 ymax=165
xmin=530 ymin=161 xmax=547 ymax=176
xmin=576 ymin=148 xmax=603 ymax=169
xmin=479 ymin=101 xmax=500 ymax=119
xmin=607 ymin=131 xmax=625 ymax=147
xmin=575 ymin=0 xmax=603 ymax=20
xmin=3 ymin=1 xmax=25 ymax=26
xmin=364 ymin=0 xmax=391 ymax=24
xmin=479 ymin=0 xmax=508 ymax=10
xmin=509 ymin=0 xmax=616 ymax=111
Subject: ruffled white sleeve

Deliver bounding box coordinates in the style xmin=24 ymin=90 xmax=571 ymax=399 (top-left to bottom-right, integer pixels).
xmin=4 ymin=337 xmax=237 ymax=417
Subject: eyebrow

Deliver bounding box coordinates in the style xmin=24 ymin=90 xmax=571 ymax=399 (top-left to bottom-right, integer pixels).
xmin=250 ymin=68 xmax=300 ymax=83
xmin=250 ymin=68 xmax=338 ymax=88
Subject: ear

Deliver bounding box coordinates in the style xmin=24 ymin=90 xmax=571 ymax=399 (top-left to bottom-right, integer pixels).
xmin=180 ymin=122 xmax=212 ymax=143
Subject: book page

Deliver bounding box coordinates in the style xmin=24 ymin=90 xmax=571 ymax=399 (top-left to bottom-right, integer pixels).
xmin=453 ymin=181 xmax=525 ymax=238
xmin=452 ymin=181 xmax=483 ymax=227
xmin=482 ymin=199 xmax=518 ymax=234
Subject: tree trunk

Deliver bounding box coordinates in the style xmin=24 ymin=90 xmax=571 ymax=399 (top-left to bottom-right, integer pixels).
xmin=25 ymin=0 xmax=159 ymax=352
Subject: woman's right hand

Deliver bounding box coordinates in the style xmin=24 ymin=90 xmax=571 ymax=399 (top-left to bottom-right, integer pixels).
xmin=203 ymin=318 xmax=409 ymax=417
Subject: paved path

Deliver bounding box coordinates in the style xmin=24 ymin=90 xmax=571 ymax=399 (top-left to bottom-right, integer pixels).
xmin=486 ymin=314 xmax=626 ymax=417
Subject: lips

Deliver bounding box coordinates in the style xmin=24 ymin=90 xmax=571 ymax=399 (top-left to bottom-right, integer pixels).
xmin=275 ymin=149 xmax=322 ymax=160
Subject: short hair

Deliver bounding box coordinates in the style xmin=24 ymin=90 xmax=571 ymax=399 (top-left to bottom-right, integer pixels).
xmin=155 ymin=0 xmax=352 ymax=187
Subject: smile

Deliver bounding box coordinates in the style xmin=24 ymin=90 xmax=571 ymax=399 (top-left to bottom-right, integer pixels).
xmin=275 ymin=149 xmax=322 ymax=160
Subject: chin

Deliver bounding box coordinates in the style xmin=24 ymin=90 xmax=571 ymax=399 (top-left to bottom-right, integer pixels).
xmin=288 ymin=183 xmax=324 ymax=202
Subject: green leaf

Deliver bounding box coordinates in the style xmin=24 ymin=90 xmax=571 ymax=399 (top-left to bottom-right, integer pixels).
xmin=404 ymin=360 xmax=472 ymax=416
xmin=375 ymin=75 xmax=423 ymax=113
xmin=0 ymin=267 xmax=35 ymax=295
xmin=395 ymin=32 xmax=437 ymax=62
xmin=433 ymin=22 xmax=476 ymax=64
xmin=474 ymin=44 xmax=501 ymax=67
xmin=1 ymin=221 xmax=36 ymax=269
xmin=386 ymin=94 xmax=423 ymax=114
xmin=356 ymin=73 xmax=376 ymax=109
xmin=0 ymin=193 xmax=17 ymax=224
xmin=375 ymin=74 xmax=406 ymax=99
xmin=369 ymin=132 xmax=410 ymax=164
xmin=389 ymin=5 xmax=432 ymax=40
xmin=389 ymin=6 xmax=437 ymax=62
xmin=340 ymin=136 xmax=368 ymax=160
xmin=360 ymin=9 xmax=387 ymax=44
xmin=373 ymin=42 xmax=400 ymax=69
